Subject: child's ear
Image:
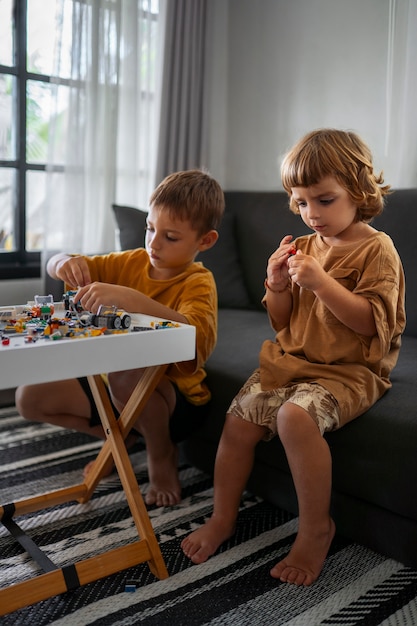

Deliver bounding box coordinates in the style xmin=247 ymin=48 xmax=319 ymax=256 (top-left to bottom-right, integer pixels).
xmin=198 ymin=230 xmax=219 ymax=252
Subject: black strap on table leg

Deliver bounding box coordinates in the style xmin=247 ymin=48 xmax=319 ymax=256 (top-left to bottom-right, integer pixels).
xmin=62 ymin=564 xmax=81 ymax=590
xmin=1 ymin=504 xmax=81 ymax=591
xmin=1 ymin=515 xmax=58 ymax=573
xmin=1 ymin=502 xmax=16 ymax=520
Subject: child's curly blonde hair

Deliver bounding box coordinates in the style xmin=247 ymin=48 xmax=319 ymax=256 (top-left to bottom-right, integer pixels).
xmin=281 ymin=129 xmax=391 ymax=223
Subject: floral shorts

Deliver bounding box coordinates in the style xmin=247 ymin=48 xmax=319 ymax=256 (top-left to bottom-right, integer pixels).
xmin=228 ymin=369 xmax=340 ymax=440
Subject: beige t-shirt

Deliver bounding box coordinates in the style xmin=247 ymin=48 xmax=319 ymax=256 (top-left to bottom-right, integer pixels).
xmin=260 ymin=231 xmax=406 ymax=427
xmin=83 ymin=248 xmax=218 ymax=405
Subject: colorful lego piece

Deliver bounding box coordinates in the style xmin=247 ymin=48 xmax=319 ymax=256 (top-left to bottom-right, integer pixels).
xmin=150 ymin=320 xmax=180 ymax=330
xmin=124 ymin=579 xmax=138 ymax=592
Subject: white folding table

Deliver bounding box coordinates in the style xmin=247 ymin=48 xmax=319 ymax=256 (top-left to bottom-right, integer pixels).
xmin=0 ymin=311 xmax=196 ymax=615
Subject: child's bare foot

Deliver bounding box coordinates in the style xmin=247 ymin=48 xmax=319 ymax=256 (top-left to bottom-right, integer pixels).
xmin=145 ymin=443 xmax=181 ymax=507
xmin=181 ymin=516 xmax=236 ymax=564
xmin=270 ymin=518 xmax=335 ymax=586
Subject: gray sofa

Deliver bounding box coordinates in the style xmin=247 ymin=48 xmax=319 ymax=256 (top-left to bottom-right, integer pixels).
xmin=180 ymin=188 xmax=417 ymax=569
xmin=52 ymin=189 xmax=417 ymax=569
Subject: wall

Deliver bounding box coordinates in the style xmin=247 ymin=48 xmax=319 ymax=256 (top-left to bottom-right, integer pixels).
xmin=0 ymin=278 xmax=42 ymax=307
xmin=208 ymin=0 xmax=415 ymax=191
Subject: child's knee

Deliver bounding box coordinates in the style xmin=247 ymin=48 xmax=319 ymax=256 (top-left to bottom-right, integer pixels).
xmin=108 ymin=369 xmax=144 ymax=407
xmin=276 ymin=402 xmax=316 ymax=441
xmin=223 ymin=412 xmax=266 ymax=446
xmin=15 ymin=385 xmax=35 ymax=420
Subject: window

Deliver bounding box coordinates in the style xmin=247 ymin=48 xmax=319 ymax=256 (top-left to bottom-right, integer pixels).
xmin=0 ymin=0 xmax=68 ymax=278
xmin=0 ymin=0 xmax=160 ymax=279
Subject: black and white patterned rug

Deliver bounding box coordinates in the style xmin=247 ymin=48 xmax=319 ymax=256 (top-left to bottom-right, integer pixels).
xmin=1 ymin=405 xmax=417 ymax=626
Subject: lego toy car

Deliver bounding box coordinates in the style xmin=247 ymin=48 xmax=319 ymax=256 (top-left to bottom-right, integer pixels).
xmin=89 ymin=305 xmax=131 ymax=330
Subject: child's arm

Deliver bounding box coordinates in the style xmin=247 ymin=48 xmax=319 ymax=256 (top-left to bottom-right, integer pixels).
xmin=47 ymin=253 xmax=92 ymax=288
xmin=48 ymin=251 xmax=191 ymax=324
xmin=264 ymin=235 xmax=295 ymax=330
xmin=288 ymin=251 xmax=377 ymax=336
xmin=74 ymin=282 xmax=189 ymax=324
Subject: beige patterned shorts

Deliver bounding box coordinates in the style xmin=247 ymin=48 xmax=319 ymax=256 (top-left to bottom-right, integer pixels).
xmin=228 ymin=369 xmax=340 ymax=440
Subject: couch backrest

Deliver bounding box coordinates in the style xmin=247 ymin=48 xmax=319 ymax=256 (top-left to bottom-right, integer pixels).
xmin=220 ymin=192 xmax=308 ymax=308
xmin=373 ymin=189 xmax=417 ymax=336
xmin=221 ymin=189 xmax=417 ymax=337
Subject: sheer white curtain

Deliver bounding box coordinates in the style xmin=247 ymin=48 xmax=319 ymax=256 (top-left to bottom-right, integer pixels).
xmin=44 ymin=0 xmax=165 ymax=256
xmin=385 ymin=0 xmax=417 ymax=187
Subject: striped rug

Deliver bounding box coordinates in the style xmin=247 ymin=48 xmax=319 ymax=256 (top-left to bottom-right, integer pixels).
xmin=1 ymin=406 xmax=417 ymax=626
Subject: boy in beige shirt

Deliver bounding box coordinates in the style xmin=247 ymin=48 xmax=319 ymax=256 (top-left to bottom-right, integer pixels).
xmin=182 ymin=129 xmax=405 ymax=586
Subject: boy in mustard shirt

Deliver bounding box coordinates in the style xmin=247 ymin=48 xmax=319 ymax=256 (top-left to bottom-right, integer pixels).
xmin=16 ymin=169 xmax=224 ymax=507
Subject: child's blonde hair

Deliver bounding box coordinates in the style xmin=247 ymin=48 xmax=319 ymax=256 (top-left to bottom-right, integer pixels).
xmin=281 ymin=129 xmax=391 ymax=222
xmin=150 ymin=169 xmax=225 ymax=235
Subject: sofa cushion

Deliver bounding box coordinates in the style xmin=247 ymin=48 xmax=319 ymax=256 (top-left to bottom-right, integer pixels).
xmin=202 ymin=309 xmax=274 ymax=442
xmin=112 ymin=204 xmax=147 ymax=250
xmin=373 ymin=189 xmax=417 ymax=336
xmin=199 ymin=211 xmax=252 ymax=309
xmin=224 ymin=192 xmax=309 ymax=308
xmin=325 ymin=334 xmax=417 ymax=521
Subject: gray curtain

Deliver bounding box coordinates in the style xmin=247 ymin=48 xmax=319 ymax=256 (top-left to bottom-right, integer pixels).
xmin=155 ymin=0 xmax=214 ymax=183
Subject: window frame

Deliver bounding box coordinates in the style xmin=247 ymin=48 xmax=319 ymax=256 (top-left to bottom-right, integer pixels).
xmin=0 ymin=0 xmax=47 ymax=279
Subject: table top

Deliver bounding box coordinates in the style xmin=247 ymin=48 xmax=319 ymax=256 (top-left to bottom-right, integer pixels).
xmin=0 ymin=308 xmax=196 ymax=390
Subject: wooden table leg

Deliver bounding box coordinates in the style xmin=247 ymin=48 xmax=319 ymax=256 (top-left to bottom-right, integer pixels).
xmin=0 ymin=542 xmax=153 ymax=615
xmin=85 ymin=370 xmax=169 ymax=579
xmin=0 ymin=365 xmax=169 ymax=615
xmin=82 ymin=366 xmax=167 ymax=496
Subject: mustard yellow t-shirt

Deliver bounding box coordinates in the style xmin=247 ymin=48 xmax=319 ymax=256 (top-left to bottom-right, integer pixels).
xmin=82 ymin=248 xmax=217 ymax=405
xmin=260 ymin=231 xmax=406 ymax=427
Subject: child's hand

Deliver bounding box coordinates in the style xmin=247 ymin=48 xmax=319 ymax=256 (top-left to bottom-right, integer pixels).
xmin=55 ymin=256 xmax=92 ymax=288
xmin=266 ymin=235 xmax=296 ymax=291
xmin=74 ymin=282 xmax=125 ymax=314
xmin=288 ymin=250 xmax=326 ymax=291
